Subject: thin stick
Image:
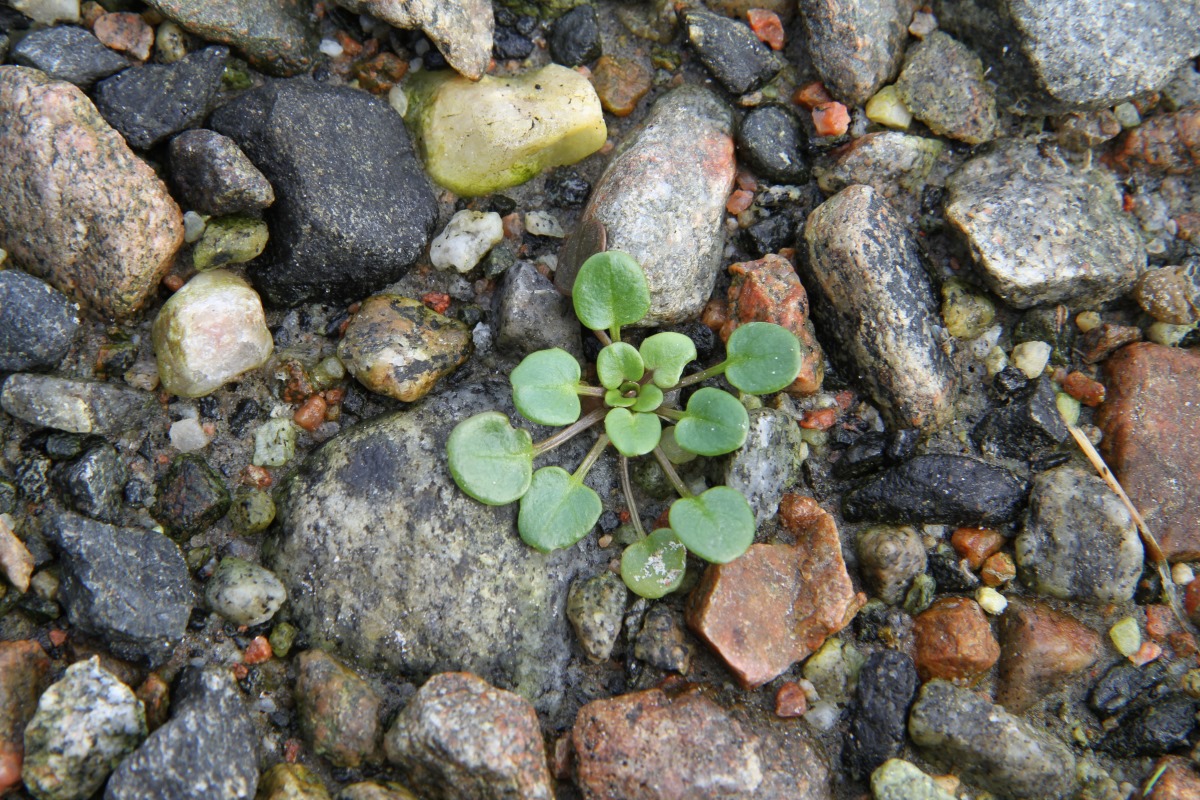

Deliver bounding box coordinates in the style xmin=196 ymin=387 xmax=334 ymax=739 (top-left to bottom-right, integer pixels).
xmin=619 ymin=455 xmax=645 ymax=538
xmin=533 ymin=408 xmax=606 ymax=456
xmin=653 ymin=446 xmax=692 ymax=498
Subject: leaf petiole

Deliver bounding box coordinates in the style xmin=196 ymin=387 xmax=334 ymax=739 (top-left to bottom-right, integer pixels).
xmin=674 ymin=361 xmax=728 ymax=389
xmin=533 ymin=407 xmax=606 ymax=456
xmin=575 ymin=385 xmax=606 ymax=397
xmin=653 ymin=446 xmax=693 ymax=498
xmin=655 ymin=407 xmax=686 ymax=422
xmin=619 ymin=455 xmax=645 ymax=539
xmin=573 ymin=433 xmax=610 ymax=481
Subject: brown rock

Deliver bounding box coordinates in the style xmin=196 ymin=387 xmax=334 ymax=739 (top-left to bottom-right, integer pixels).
xmin=135 ymin=673 xmax=170 ymax=732
xmin=296 ymin=650 xmax=382 ymax=768
xmin=687 ymin=495 xmax=865 ymax=688
xmin=590 ymin=56 xmax=652 ymax=117
xmin=258 ymin=762 xmax=331 ymax=798
xmin=0 ymin=640 xmax=51 ymax=794
xmin=1145 ymin=756 xmax=1200 ymax=800
xmin=1096 ymin=343 xmax=1200 ymax=561
xmin=720 ymin=254 xmax=825 ymax=395
xmin=950 ymin=527 xmax=1004 ymax=570
xmin=0 ymin=514 xmax=33 ymax=593
xmin=384 ymin=672 xmax=552 ymax=800
xmin=0 ymin=67 xmax=183 ymax=319
xmin=912 ymin=597 xmax=999 ymax=684
xmin=93 ymin=12 xmax=155 ymax=60
xmin=980 ymin=551 xmax=1016 ymax=587
xmin=774 ymin=682 xmax=808 ymax=717
xmin=1132 ymin=267 xmax=1199 ymax=325
xmin=1080 ymin=322 xmax=1142 ymax=363
xmin=1108 ymin=108 xmax=1200 ymax=175
xmin=995 ymin=601 xmax=1101 ymax=713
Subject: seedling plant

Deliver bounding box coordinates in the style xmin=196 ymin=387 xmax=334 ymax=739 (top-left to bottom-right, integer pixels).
xmin=446 ymin=251 xmax=804 ymax=598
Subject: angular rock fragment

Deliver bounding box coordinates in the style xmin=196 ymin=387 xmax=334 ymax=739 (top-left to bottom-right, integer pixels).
xmin=143 ymin=0 xmax=317 ymax=76
xmin=796 ymin=0 xmax=915 ymax=105
xmin=0 ymin=270 xmax=79 ymax=372
xmin=0 ymin=374 xmax=155 ymax=435
xmin=843 ymin=455 xmax=1026 ymax=527
xmin=10 ymin=25 xmax=129 ymax=87
xmin=168 ymin=130 xmax=275 ymax=216
xmin=296 ymin=650 xmax=382 ymax=769
xmin=336 ymin=0 xmax=494 ymax=80
xmin=995 ymin=601 xmax=1100 ymax=713
xmin=895 ymin=32 xmax=997 ymax=145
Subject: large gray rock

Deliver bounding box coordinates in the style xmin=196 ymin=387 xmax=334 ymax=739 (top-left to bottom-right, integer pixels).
xmin=265 ymin=382 xmax=611 ymax=715
xmin=9 ymin=25 xmax=129 ymax=88
xmin=908 ymin=680 xmax=1077 ymax=800
xmin=557 ymin=86 xmax=734 ymax=327
xmin=143 ymin=0 xmax=317 ymax=76
xmin=0 ymin=374 xmax=156 ymax=436
xmin=1015 ymin=466 xmax=1143 ymax=604
xmin=104 ymin=667 xmax=258 ymax=800
xmin=797 ymin=0 xmax=916 ymax=105
xmin=800 ymin=184 xmax=955 ymax=431
xmin=723 ymin=408 xmax=805 ymax=526
xmin=334 ymin=0 xmax=494 ymax=81
xmin=935 ymin=0 xmax=1200 ymax=114
xmin=945 ymin=142 xmax=1145 ymax=309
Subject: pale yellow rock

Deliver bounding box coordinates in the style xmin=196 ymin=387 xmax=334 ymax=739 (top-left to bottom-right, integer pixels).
xmin=152 ymin=270 xmax=273 ymax=398
xmin=865 ymin=85 xmax=912 ymax=130
xmin=407 ymin=64 xmax=607 ymax=197
xmin=0 ymin=513 xmax=34 ymax=593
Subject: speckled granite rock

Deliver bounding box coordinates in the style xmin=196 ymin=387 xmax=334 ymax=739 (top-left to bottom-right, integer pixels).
xmin=945 ymin=143 xmax=1145 ymax=309
xmin=296 ymin=650 xmax=382 ymax=769
xmin=0 ymin=270 xmax=79 ymax=372
xmin=723 ymin=408 xmax=806 ymax=526
xmin=895 ymin=32 xmax=997 ymax=145
xmin=0 ymin=374 xmax=155 ymax=436
xmin=143 ymin=0 xmax=317 ymax=76
xmin=816 ymin=132 xmax=944 ymax=197
xmin=0 ymin=641 xmax=51 ymax=796
xmin=335 ymin=0 xmax=494 ymax=80
xmin=0 ymin=66 xmax=183 ymax=319
xmin=797 ymin=0 xmax=916 ymax=105
xmin=557 ymin=86 xmax=734 ymax=326
xmin=169 ymin=130 xmax=275 ymax=216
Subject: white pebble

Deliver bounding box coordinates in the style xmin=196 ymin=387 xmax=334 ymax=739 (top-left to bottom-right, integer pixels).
xmin=970 ymin=323 xmax=1003 ymax=360
xmin=318 ymin=38 xmax=344 ymax=57
xmin=982 ymin=345 xmax=1008 ymax=376
xmin=182 ymin=211 xmax=206 ymax=243
xmin=525 ymin=210 xmax=565 ymax=238
xmin=387 ymin=84 xmax=409 ymax=117
xmin=169 ymin=417 xmax=212 ymax=452
xmin=1075 ymin=310 xmax=1102 ymax=332
xmin=803 ymin=701 xmax=841 ymax=731
xmin=429 ymin=210 xmax=504 ymax=273
xmin=976 ymin=587 xmax=1008 ymax=615
xmin=471 ymin=322 xmax=493 ymax=352
xmin=1172 ymin=562 xmax=1195 ymax=585
xmin=1113 ymin=102 xmax=1141 ymax=129
xmin=1011 ymin=340 xmax=1051 ymax=379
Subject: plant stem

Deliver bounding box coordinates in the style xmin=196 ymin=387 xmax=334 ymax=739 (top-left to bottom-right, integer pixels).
xmin=575 ymin=385 xmax=606 ymax=397
xmin=619 ymin=455 xmax=645 ymax=538
xmin=609 ymin=325 xmax=621 ymax=343
xmin=594 ymin=329 xmax=613 ymax=347
xmin=655 ymin=407 xmax=686 ymax=422
xmin=573 ymin=433 xmax=610 ymax=481
xmin=653 ymin=446 xmax=692 ymax=498
xmin=533 ymin=408 xmax=606 ymax=456
xmin=675 ymin=361 xmax=728 ymax=389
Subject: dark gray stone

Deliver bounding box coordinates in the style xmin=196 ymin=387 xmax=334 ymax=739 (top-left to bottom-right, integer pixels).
xmin=105 ymin=667 xmax=258 ymax=800
xmin=49 ymin=512 xmax=192 ymax=667
xmin=0 ymin=270 xmax=79 ymax=372
xmin=152 ymin=453 xmax=231 ymax=538
xmin=856 ymin=525 xmax=926 ymax=604
xmin=94 ymin=46 xmax=229 ymax=150
xmin=797 ymin=0 xmax=916 ymax=105
xmin=1100 ymin=693 xmax=1198 ymax=757
xmin=493 ymin=261 xmax=582 ymax=358
xmin=210 ymin=78 xmax=438 ymax=306
xmin=549 ymin=4 xmax=600 ymax=67
xmin=945 ymin=143 xmax=1145 ymax=310
xmin=0 ymin=374 xmax=156 ymax=435
xmin=972 ymin=377 xmax=1069 ymax=460
xmin=168 ymin=129 xmax=275 ymax=216
xmin=683 ymin=10 xmax=782 ymax=95
xmin=908 ymin=680 xmax=1077 ymax=800
xmin=845 ymin=650 xmax=918 ymax=780
xmin=55 ymin=440 xmax=126 ymax=522
xmin=926 ymin=545 xmax=980 ymax=592
xmin=800 ymin=184 xmax=956 ymax=431
xmin=895 ymin=31 xmax=998 ymax=145
xmin=1088 ymin=660 xmax=1168 ymax=717
xmin=736 ymin=105 xmax=809 ymax=184
xmin=10 ymin=25 xmax=129 ymax=87
xmin=1015 ymin=466 xmax=1143 ymax=604
xmin=633 ymin=604 xmax=693 ymax=673
xmin=843 ymin=455 xmax=1027 ymax=526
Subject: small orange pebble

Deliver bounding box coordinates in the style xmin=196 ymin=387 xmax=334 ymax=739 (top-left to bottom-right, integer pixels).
xmin=701 ymin=297 xmax=728 ymax=333
xmin=1185 ymin=576 xmax=1200 ymax=617
xmin=293 ymin=395 xmax=328 ymax=432
xmin=1129 ymin=641 xmax=1162 ymax=666
xmin=618 ymin=509 xmax=631 ymax=523
xmin=774 ymin=681 xmax=808 ymax=717
xmin=747 ymin=9 xmax=785 ymax=50
xmin=231 ymin=663 xmax=249 ymax=681
xmin=792 ymin=81 xmax=833 ymax=109
xmin=950 ymin=527 xmax=1005 ymax=570
xmin=334 ymin=29 xmax=363 ymax=58
xmin=1062 ymin=371 xmax=1106 ymax=406
xmin=48 ymin=629 xmax=68 ymax=647
xmin=1145 ymin=604 xmax=1175 ymax=641
xmin=163 ymin=274 xmax=185 ymax=292
xmin=833 ymin=390 xmax=856 ymax=411
xmin=799 ymin=407 xmax=837 ymax=430
xmin=812 ymin=102 xmax=850 ymax=137
xmin=1122 ymin=193 xmax=1136 ymax=212
xmin=421 ymin=291 xmax=452 ymax=314
xmin=1169 ymin=630 xmax=1198 ymax=658
xmin=599 ymin=139 xmax=615 ymax=155
xmin=726 ymin=189 xmax=754 ymax=215
xmin=80 ymin=1 xmax=105 ymax=28
xmin=93 ymin=11 xmax=154 ymax=61
xmin=735 ymin=170 xmax=758 ymax=192
xmin=155 ymin=453 xmax=170 ymax=465
xmin=980 ymin=551 xmax=1016 ymax=586
xmin=323 ymin=387 xmax=346 ymax=405
xmin=243 ymin=635 xmax=273 ymax=665
xmin=502 ymin=212 xmax=524 ymax=239
xmin=242 ymin=465 xmax=272 ymax=490
xmin=284 ymin=739 xmax=302 ymax=763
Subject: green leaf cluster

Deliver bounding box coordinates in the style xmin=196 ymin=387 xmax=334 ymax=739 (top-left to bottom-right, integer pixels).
xmin=446 ymin=251 xmax=805 ymax=598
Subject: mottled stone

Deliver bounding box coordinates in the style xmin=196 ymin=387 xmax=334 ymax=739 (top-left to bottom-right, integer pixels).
xmin=736 ymin=105 xmax=808 ymax=184
xmin=257 ymin=763 xmax=330 ymax=799
xmin=1133 ymin=266 xmax=1200 ymax=325
xmin=549 ymin=4 xmax=600 ymax=67
xmin=816 ymin=132 xmax=944 ymax=197
xmin=912 ymin=597 xmax=999 ymax=684
xmin=337 ymin=294 xmax=472 ymax=403
xmin=1016 ymin=466 xmax=1143 ymax=603
xmin=10 ymin=25 xmax=128 ymax=88
xmin=1100 ymin=693 xmax=1198 ymax=757
xmin=687 ymin=495 xmax=865 ymax=687
xmin=191 ymin=216 xmax=269 ymax=269
xmin=152 ymin=454 xmax=231 ymax=538
xmin=336 ymin=0 xmax=493 ymax=80
xmin=908 ymin=680 xmax=1077 ymax=800
xmin=0 ymin=641 xmax=50 ymax=796
xmin=143 ymin=0 xmax=317 ymax=76
xmin=856 ymin=525 xmax=926 ymax=604
xmin=0 ymin=270 xmax=79 ymax=372
xmin=295 ymin=650 xmax=381 ymax=769
xmin=1089 ymin=660 xmax=1168 ymax=717
xmin=0 ymin=375 xmax=155 ymax=435
xmin=205 ymin=557 xmax=286 ymax=627
xmin=557 ymin=85 xmax=734 ymax=327
xmin=844 ymin=652 xmax=918 ymax=780
xmin=800 ymin=184 xmax=955 ymax=430
xmin=169 ymin=130 xmax=275 ymax=217
xmin=844 ymin=455 xmax=1026 ymax=527
xmin=945 ymin=142 xmax=1145 ymax=309
xmin=682 ymin=10 xmax=781 ymax=95
xmin=723 ymin=408 xmax=806 ymax=525
xmin=590 ymin=56 xmax=651 ymax=117
xmin=56 ymin=440 xmax=125 ymax=523
xmin=633 ymin=605 xmax=693 ymax=673
xmin=92 ymin=12 xmax=153 ymax=61
xmin=973 ymin=377 xmax=1069 ymax=460
xmin=0 ymin=66 xmax=183 ymax=318
xmin=871 ymin=759 xmax=955 ymax=800
xmin=796 ymin=0 xmax=916 ymax=105
xmin=493 ymin=261 xmax=582 ymax=359
xmin=895 ymin=32 xmax=997 ymax=144
xmin=383 ymin=673 xmax=552 ymax=800
xmin=1108 ymin=108 xmax=1200 ymax=175
xmin=567 ymin=573 xmax=626 ymax=663
xmin=1096 ymin=343 xmax=1200 ymax=561
xmin=995 ymin=601 xmax=1100 ymax=713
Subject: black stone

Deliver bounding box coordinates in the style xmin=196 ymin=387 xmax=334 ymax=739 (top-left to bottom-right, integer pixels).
xmin=15 ymin=455 xmax=51 ymax=503
xmin=662 ymin=321 xmax=716 ymax=361
xmin=544 ymin=169 xmax=592 ymax=208
xmin=43 ymin=432 xmax=84 ymax=461
xmin=123 ymin=478 xmax=153 ymax=509
xmin=843 ymin=454 xmax=1027 ymax=526
xmin=991 ymin=366 xmax=1031 ymax=400
xmin=1014 ymin=306 xmax=1075 ymax=365
xmin=210 ymin=78 xmax=438 ymax=306
xmin=1088 ymin=660 xmax=1168 ymax=717
xmin=493 ymin=26 xmax=534 ymax=60
xmin=168 ymin=129 xmax=275 ymax=217
xmin=0 ymin=270 xmax=79 ymax=372
xmin=682 ymin=10 xmax=782 ymax=95
xmin=853 ymin=601 xmax=913 ymax=646
xmin=197 ymin=396 xmax=221 ymax=419
xmin=49 ymin=511 xmax=191 ymax=666
xmin=549 ymin=4 xmax=601 ymax=67
xmin=844 ymin=650 xmax=919 ymax=779
xmin=886 ymin=429 xmax=920 ymax=462
xmin=493 ymin=261 xmax=582 ymax=358
xmin=229 ymin=398 xmax=262 ymax=438
xmin=741 ymin=213 xmax=794 ymax=258
xmin=55 ymin=441 xmax=126 ymax=523
xmin=152 ymin=454 xmax=231 ymax=537
xmin=737 ymin=105 xmax=809 ymax=184
xmin=833 ymin=432 xmax=887 ymax=479
xmin=973 ymin=377 xmax=1069 ymax=460
xmin=422 ymin=44 xmax=447 ymax=71
xmin=10 ymin=24 xmax=128 ymax=87
xmin=94 ymin=47 xmax=229 ymax=149
xmin=1100 ymin=693 xmax=1198 ymax=757
xmin=106 ymin=667 xmax=258 ymax=799
xmin=927 ymin=545 xmax=981 ymax=591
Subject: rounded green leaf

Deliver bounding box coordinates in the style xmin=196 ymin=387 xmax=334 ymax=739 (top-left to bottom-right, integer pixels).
xmin=572 ymin=251 xmax=651 ymax=332
xmin=446 ymin=412 xmax=534 ymax=505
xmin=518 ymin=466 xmax=602 ymax=552
xmin=510 ymin=348 xmax=582 ymax=426
xmin=673 ymin=387 xmax=749 ymax=456
xmin=640 ymin=332 xmax=697 ymax=388
xmin=659 ymin=426 xmax=697 ymax=464
xmin=621 ymin=529 xmax=687 ymax=598
xmin=605 ymin=408 xmax=661 ymax=457
xmin=669 ymin=486 xmax=755 ymax=563
xmin=724 ymin=322 xmax=803 ymax=395
xmin=632 ymin=383 xmax=664 ymax=413
xmin=605 ymin=388 xmax=636 ymax=408
xmin=596 ymin=342 xmax=644 ymax=389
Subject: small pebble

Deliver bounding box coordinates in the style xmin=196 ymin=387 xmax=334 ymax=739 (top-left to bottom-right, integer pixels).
xmin=429 ymin=210 xmax=504 ymax=273
xmin=909 ymin=11 xmax=938 ymax=38
xmin=1172 ymin=563 xmax=1194 ymax=585
xmin=1011 ymin=340 xmax=1051 ymax=378
xmin=319 ymin=38 xmax=344 ymax=57
xmin=1075 ymin=311 xmax=1102 ymax=332
xmin=169 ymin=417 xmax=212 ymax=452
xmin=1109 ymin=617 xmax=1141 ymax=658
xmin=1055 ymin=392 xmax=1081 ymax=426
xmin=983 ymin=345 xmax=1009 ymax=376
xmin=976 ymin=586 xmax=1007 ymax=614
xmin=865 ymin=85 xmax=912 ymax=130
xmin=525 ymin=210 xmax=565 ymax=237
xmin=812 ymin=102 xmax=850 ymax=137
xmin=1147 ymin=321 xmax=1196 ymax=347
xmin=154 ymin=20 xmax=187 ymax=63
xmin=253 ymin=418 xmax=298 ymax=467
xmin=205 ymin=556 xmax=287 ymax=626
xmin=1112 ymin=102 xmax=1141 ymax=128
xmin=183 ymin=211 xmax=207 ymax=243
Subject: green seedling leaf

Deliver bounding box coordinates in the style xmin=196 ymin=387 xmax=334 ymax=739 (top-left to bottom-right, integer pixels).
xmin=510 ymin=348 xmax=582 ymax=426
xmin=659 ymin=426 xmax=697 ymax=464
xmin=673 ymin=387 xmax=749 ymax=456
xmin=605 ymin=388 xmax=636 ymax=408
xmin=640 ymin=332 xmax=697 ymax=388
xmin=572 ymin=251 xmax=651 ymax=332
xmin=605 ymin=408 xmax=661 ymax=457
xmin=669 ymin=486 xmax=755 ymax=563
xmin=632 ymin=383 xmax=664 ymax=413
xmin=446 ymin=412 xmax=534 ymax=505
xmin=725 ymin=322 xmax=803 ymax=395
xmin=596 ymin=342 xmax=644 ymax=389
xmin=518 ymin=466 xmax=602 ymax=552
xmin=621 ymin=528 xmax=687 ymax=598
